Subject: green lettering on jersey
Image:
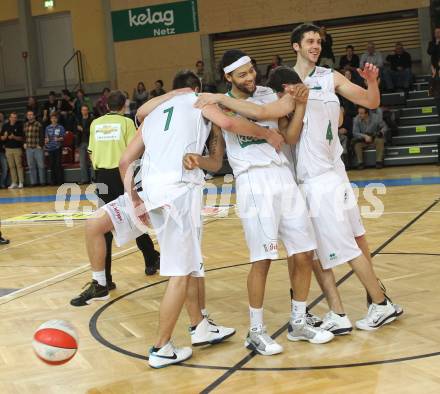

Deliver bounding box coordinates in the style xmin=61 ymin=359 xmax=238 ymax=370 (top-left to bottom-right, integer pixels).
xmin=237 ymin=134 xmax=266 ymax=148
xmin=326 ymin=121 xmax=333 ymax=144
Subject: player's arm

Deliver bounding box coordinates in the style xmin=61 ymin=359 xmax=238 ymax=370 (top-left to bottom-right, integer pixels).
xmin=201 ymin=104 xmax=283 ymax=151
xmin=334 ymin=63 xmax=380 ymax=109
xmin=195 ymin=93 xmax=295 ymax=121
xmin=282 ymin=102 xmax=306 ymax=145
xmin=183 ymin=124 xmax=225 ymax=173
xmin=136 ymin=88 xmax=192 ymax=123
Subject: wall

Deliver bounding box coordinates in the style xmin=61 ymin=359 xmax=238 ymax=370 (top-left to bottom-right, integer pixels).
xmin=0 ymin=0 xmax=18 ymax=22
xmin=31 ymin=0 xmax=109 ymax=85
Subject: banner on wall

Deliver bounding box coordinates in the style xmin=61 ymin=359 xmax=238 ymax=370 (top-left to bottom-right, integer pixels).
xmin=111 ymin=0 xmax=199 ymax=41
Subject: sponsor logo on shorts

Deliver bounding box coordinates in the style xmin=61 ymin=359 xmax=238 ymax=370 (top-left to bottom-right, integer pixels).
xmin=329 ymin=253 xmax=337 ymax=261
xmin=263 ymin=242 xmax=278 ymax=253
xmin=109 ymin=202 xmax=123 ymax=223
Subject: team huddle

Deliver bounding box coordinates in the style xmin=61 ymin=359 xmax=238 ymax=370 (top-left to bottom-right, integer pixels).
xmin=70 ymin=24 xmax=402 ymax=368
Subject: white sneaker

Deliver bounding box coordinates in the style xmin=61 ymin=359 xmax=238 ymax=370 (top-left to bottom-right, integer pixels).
xmin=190 ymin=317 xmax=236 ymax=346
xmin=204 ymin=173 xmax=214 ymax=180
xmin=148 ymin=341 xmax=192 ymax=369
xmin=320 ymin=311 xmax=353 ymax=335
xmin=18 ymin=183 xmax=24 ymax=189
xmin=393 ymin=303 xmax=404 ymax=317
xmin=8 ymin=183 xmax=17 ymax=189
xmin=306 ymin=308 xmax=323 ymax=327
xmin=355 ymin=300 xmax=397 ymax=331
xmin=287 ymin=317 xmax=334 ymax=344
xmin=244 ymin=325 xmax=283 ymax=356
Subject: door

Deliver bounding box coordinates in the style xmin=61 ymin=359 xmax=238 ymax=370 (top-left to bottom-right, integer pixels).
xmin=0 ymin=21 xmax=26 ymax=90
xmin=35 ymin=12 xmax=75 ymax=87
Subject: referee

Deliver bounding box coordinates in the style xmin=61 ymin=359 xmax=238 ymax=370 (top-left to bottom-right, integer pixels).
xmin=88 ymin=90 xmax=159 ymax=288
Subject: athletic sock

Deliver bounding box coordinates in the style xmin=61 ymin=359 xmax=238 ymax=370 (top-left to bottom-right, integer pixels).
xmin=92 ymin=270 xmax=107 ymax=287
xmin=291 ymin=300 xmax=307 ymax=320
xmin=249 ymin=306 xmax=263 ymax=330
xmin=201 ymin=308 xmax=209 ymax=318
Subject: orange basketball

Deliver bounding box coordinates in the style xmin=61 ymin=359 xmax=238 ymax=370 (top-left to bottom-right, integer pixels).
xmin=32 ymin=320 xmax=78 ymax=365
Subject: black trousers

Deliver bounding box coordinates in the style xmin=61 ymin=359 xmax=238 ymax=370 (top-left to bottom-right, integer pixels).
xmin=48 ymin=148 xmax=64 ymax=185
xmin=95 ymin=168 xmax=158 ymax=283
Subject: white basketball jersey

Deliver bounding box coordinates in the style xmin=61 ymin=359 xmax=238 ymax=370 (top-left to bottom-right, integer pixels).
xmin=140 ymin=93 xmax=211 ymax=208
xmin=222 ymin=86 xmax=289 ymax=177
xmin=295 ymin=67 xmax=343 ymax=182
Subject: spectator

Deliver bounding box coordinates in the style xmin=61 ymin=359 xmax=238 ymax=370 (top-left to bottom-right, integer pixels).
xmin=251 ymin=58 xmax=263 ymax=85
xmin=383 ymin=42 xmax=412 ymax=93
xmin=338 ymin=106 xmax=353 ymax=168
xmin=427 ymin=27 xmax=440 ymax=69
xmin=360 ymin=42 xmax=384 ymax=69
xmin=123 ymin=91 xmax=132 ymax=117
xmin=73 ymin=89 xmax=93 ymax=120
xmin=318 ymin=25 xmax=335 ymax=68
xmin=353 ymin=106 xmax=387 ymax=169
xmin=150 ymin=80 xmax=166 ymax=98
xmin=96 ymin=88 xmax=111 ymax=116
xmin=265 ymin=55 xmax=283 ymax=79
xmin=59 ymin=89 xmax=75 ymax=131
xmin=0 ymin=112 xmax=24 ymax=189
xmin=23 ymin=110 xmax=46 ymax=187
xmin=132 ymin=82 xmax=149 ymax=109
xmin=0 ymin=112 xmax=8 ymax=188
xmin=42 ymin=91 xmax=59 ymax=126
xmin=74 ymin=105 xmax=94 ymax=185
xmin=45 ymin=112 xmax=65 ymax=185
xmin=339 ymin=45 xmax=360 ymax=72
xmin=195 ymin=60 xmax=216 ymax=92
xmin=338 ymin=70 xmax=358 ymax=118
xmin=26 ymin=96 xmax=40 ymax=120
xmin=430 ymin=63 xmax=440 ymax=121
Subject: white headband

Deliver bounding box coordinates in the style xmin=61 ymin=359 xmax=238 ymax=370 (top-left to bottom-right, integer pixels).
xmin=223 ymin=56 xmax=251 ymax=74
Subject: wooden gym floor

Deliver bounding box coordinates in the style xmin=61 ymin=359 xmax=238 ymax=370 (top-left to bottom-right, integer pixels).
xmin=0 ymin=165 xmax=439 ymax=394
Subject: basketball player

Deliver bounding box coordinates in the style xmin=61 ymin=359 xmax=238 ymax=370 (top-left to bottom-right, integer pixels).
xmin=195 ymin=26 xmax=401 ymax=332
xmin=70 ymin=70 xmax=284 ymax=368
xmin=191 ymin=50 xmax=334 ymax=356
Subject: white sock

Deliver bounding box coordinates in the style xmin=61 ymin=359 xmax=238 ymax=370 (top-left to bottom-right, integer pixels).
xmin=249 ymin=306 xmax=263 ymax=330
xmin=291 ymin=300 xmax=307 ymax=320
xmin=92 ymin=270 xmax=106 ymax=286
xmin=201 ymin=308 xmax=209 ymax=318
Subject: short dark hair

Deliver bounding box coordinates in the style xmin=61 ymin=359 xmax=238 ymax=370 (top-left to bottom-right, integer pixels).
xmin=107 ymin=90 xmax=126 ymax=111
xmin=290 ymin=23 xmax=320 ymax=46
xmin=218 ymin=49 xmax=248 ymax=77
xmin=357 ymin=105 xmax=368 ymax=113
xmin=346 ymin=45 xmax=354 ymax=50
xmin=62 ymin=89 xmax=71 ymax=97
xmin=172 ymin=70 xmax=201 ymax=90
xmin=102 ymin=87 xmax=111 ymax=94
xmin=155 ymin=80 xmax=164 ymax=87
xmin=50 ymin=111 xmax=59 ymax=119
xmin=196 ymin=60 xmax=204 ymax=66
xmin=49 ymin=91 xmax=56 ymax=96
xmin=266 ymin=66 xmax=302 ymax=93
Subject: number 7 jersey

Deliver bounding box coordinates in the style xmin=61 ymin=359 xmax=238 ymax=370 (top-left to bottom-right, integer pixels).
xmin=140 ymin=93 xmax=211 ymax=209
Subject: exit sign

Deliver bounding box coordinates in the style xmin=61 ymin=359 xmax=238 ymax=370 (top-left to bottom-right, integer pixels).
xmin=44 ymin=0 xmax=54 ymax=8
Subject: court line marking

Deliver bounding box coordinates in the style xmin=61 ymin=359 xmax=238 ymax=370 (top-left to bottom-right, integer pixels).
xmin=200 ymin=197 xmax=440 ymax=393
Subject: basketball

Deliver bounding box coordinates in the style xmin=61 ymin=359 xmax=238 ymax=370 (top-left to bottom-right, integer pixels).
xmin=32 ymin=320 xmax=78 ymax=365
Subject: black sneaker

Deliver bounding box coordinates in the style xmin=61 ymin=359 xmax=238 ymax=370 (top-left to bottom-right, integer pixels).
xmin=108 ymin=281 xmax=116 ymax=291
xmin=0 ymin=236 xmax=10 ymax=245
xmin=70 ymin=280 xmax=110 ymax=307
xmin=145 ymin=255 xmax=160 ymax=276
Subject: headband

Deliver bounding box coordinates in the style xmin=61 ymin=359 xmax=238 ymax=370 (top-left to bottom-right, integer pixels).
xmin=223 ymin=56 xmax=251 ymax=74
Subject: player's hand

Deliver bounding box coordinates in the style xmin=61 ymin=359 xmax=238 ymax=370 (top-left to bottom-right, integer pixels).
xmin=131 ymin=192 xmax=150 ymax=226
xmin=357 ymin=63 xmax=379 ymax=84
xmin=266 ymin=128 xmax=284 ymax=152
xmin=183 ymin=153 xmax=201 ymax=170
xmin=284 ymin=84 xmax=309 ymax=103
xmin=364 ymin=135 xmax=373 ymax=143
xmin=194 ymin=93 xmax=222 ymax=108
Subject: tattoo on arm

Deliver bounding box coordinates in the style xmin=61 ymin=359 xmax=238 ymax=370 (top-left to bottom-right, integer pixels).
xmin=209 ymin=131 xmax=219 ymax=156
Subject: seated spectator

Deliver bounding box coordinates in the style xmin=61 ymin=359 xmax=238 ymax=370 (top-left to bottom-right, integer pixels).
xmin=73 ymin=89 xmax=93 ymax=120
xmin=74 ymin=105 xmax=94 ymax=185
xmin=360 ymin=42 xmax=384 ymax=83
xmin=428 ymin=27 xmax=440 ymax=70
xmin=251 ymin=58 xmax=263 ymax=85
xmin=23 ymin=110 xmax=46 ymax=187
xmin=150 ymin=80 xmax=166 ymax=98
xmin=338 ymin=106 xmax=353 ymax=168
xmin=26 ymin=97 xmax=41 ymax=120
xmin=45 ymin=112 xmax=65 ymax=186
xmin=353 ymin=106 xmax=387 ymax=169
xmin=265 ymin=55 xmax=283 ymax=79
xmin=0 ymin=112 xmax=8 ymax=188
xmin=0 ymin=112 xmax=24 ymax=189
xmin=96 ymin=87 xmax=111 ymax=116
xmin=318 ymin=25 xmax=335 ymax=68
xmin=339 ymin=45 xmax=360 ymax=71
xmin=42 ymin=91 xmax=59 ymax=126
xmin=132 ymin=82 xmax=148 ymax=109
xmin=383 ymin=42 xmax=412 ymax=93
